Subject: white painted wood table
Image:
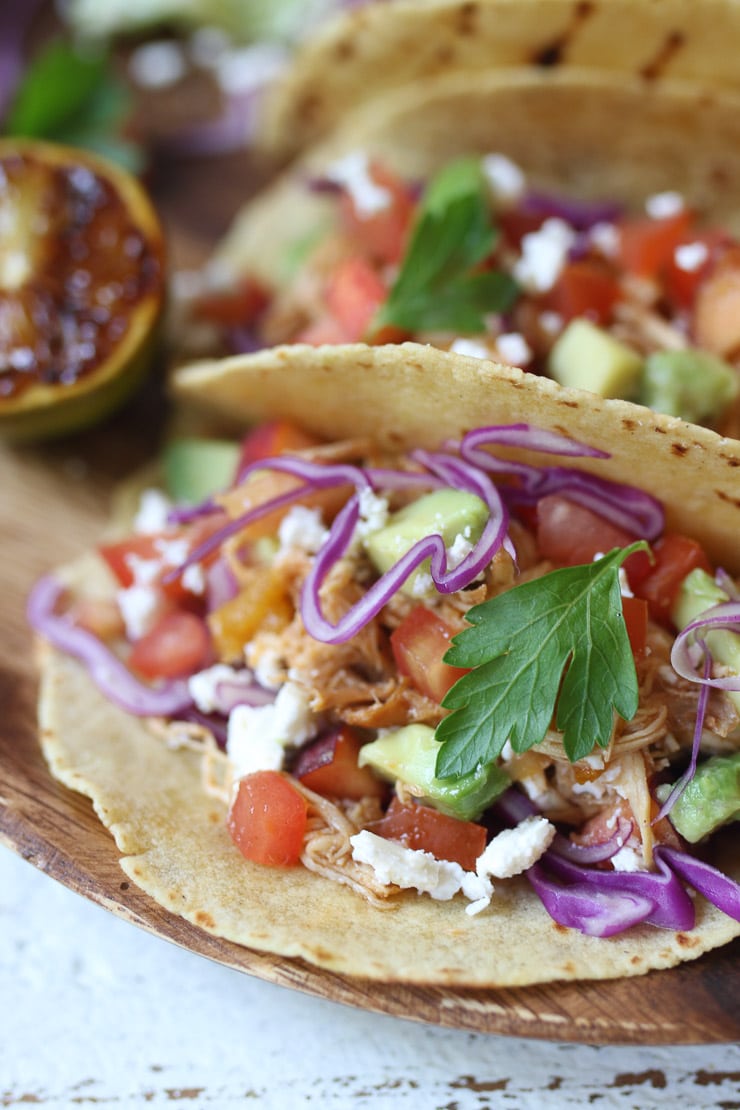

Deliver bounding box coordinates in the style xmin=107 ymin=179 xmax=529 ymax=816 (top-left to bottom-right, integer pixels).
xmin=2 ymin=847 xmax=739 ymax=1110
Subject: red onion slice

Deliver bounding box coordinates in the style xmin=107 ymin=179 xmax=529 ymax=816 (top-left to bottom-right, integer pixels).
xmin=549 ymin=818 xmax=633 ymax=865
xmin=27 ymin=576 xmax=192 ymax=717
xmin=671 ymin=602 xmax=740 ymax=692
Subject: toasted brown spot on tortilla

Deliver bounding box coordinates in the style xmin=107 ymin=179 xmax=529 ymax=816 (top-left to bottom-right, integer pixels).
xmin=456 ymin=2 xmax=479 ymax=37
xmin=671 ymin=443 xmax=689 ymax=456
xmin=640 ymin=29 xmax=685 ymax=81
xmin=333 ymin=39 xmax=355 ymax=63
xmin=532 ymin=0 xmax=594 ymax=67
xmin=436 ymin=45 xmax=456 ymax=67
xmin=716 ymin=490 xmax=740 ymax=508
xmin=195 ymin=911 xmax=216 ymax=928
xmin=120 ymin=881 xmax=129 ymax=891
xmin=622 ymin=418 xmax=638 ymax=431
xmin=295 ymin=92 xmax=322 ymax=128
xmin=677 ymin=932 xmax=700 ymax=948
xmin=631 ymin=955 xmax=642 ymax=965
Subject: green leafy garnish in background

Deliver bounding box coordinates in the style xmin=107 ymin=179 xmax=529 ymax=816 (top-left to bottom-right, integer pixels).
xmin=4 ymin=40 xmax=142 ymax=172
xmin=434 ymin=545 xmax=648 ymax=779
xmin=374 ymin=156 xmax=519 ymax=334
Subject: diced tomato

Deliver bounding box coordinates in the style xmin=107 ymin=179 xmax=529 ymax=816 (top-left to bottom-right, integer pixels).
xmin=390 ymin=607 xmax=470 ymax=704
xmin=228 ymin=771 xmax=308 ymax=867
xmin=535 ymin=495 xmax=652 ymax=588
xmin=498 ymin=208 xmax=545 ymax=249
xmin=325 ymin=256 xmax=387 ymax=341
xmin=128 ymin=610 xmax=212 ymax=679
xmin=633 ymin=533 xmax=712 ymax=625
xmin=663 ymin=230 xmax=727 ymax=312
xmin=193 ymin=275 xmax=270 ymax=328
xmin=693 ymin=245 xmax=740 ymax=357
xmin=541 ymin=260 xmax=621 ymax=325
xmin=618 ymin=210 xmax=693 ymax=281
xmin=295 ymin=317 xmax=350 ymax=345
xmin=293 ymin=726 xmax=388 ymax=801
xmin=237 ymin=420 xmax=323 ymax=470
xmin=621 ymin=595 xmax=648 ymax=658
xmin=339 ymin=161 xmax=415 ymax=265
xmin=372 ymin=796 xmax=487 ymax=872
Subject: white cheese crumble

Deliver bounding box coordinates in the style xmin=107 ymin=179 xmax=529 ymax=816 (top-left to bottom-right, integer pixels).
xmin=645 ymin=190 xmax=685 ymax=219
xmin=226 ymin=681 xmax=318 ymax=778
xmin=188 ymin=664 xmax=255 ymax=714
xmin=610 ymin=844 xmax=648 ymax=872
xmin=128 ymin=40 xmax=186 ymax=89
xmin=476 ymin=816 xmax=555 ymax=880
xmin=513 ymin=218 xmax=576 ymax=293
xmin=446 ymin=532 xmax=474 ymax=569
xmin=538 ymin=310 xmax=564 ymax=336
xmin=350 ymin=831 xmax=489 ymax=904
xmin=325 ymin=152 xmax=392 ymax=217
xmin=245 ymin=645 xmax=285 ymax=690
xmin=674 ymin=240 xmax=709 ymax=272
xmin=277 ymin=505 xmax=329 ymax=555
xmin=495 ymin=331 xmax=533 ymax=367
xmin=182 ymin=563 xmax=206 ymax=596
xmin=351 ymin=487 xmax=390 ymax=547
xmin=588 ymin=221 xmax=620 ymax=259
xmin=481 ymin=153 xmax=526 ymax=205
xmin=117 ymin=585 xmax=166 ymax=641
xmin=210 ymin=42 xmax=288 ymax=96
xmin=449 ymin=337 xmax=492 ymax=360
xmin=133 ymin=488 xmax=173 ymax=534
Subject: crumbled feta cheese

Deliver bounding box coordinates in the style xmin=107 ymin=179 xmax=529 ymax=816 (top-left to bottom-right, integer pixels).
xmin=449 ymin=338 xmax=492 ymax=360
xmin=226 ymin=681 xmax=318 ymax=777
xmin=495 ymin=331 xmax=533 ymax=367
xmin=674 ymin=240 xmax=709 ymax=272
xmin=538 ymin=310 xmax=564 ymax=336
xmin=350 ymin=831 xmax=468 ymax=900
xmin=188 ymin=664 xmax=255 ymax=714
xmin=133 ymin=488 xmax=173 ymax=534
xmin=446 ymin=533 xmax=474 ymax=569
xmin=618 ymin=567 xmax=634 ymax=598
xmin=211 ymin=42 xmax=288 ymax=96
xmin=277 ymin=505 xmax=329 ymax=555
xmin=129 ymin=41 xmax=186 ymax=89
xmin=476 ymin=816 xmax=555 ymax=880
xmin=124 ymin=554 xmax=160 ymax=586
xmin=351 ymin=487 xmax=390 ymax=549
xmin=182 ymin=563 xmax=206 ymax=595
xmin=245 ymin=646 xmax=285 ymax=690
xmin=153 ymin=536 xmax=190 ymax=567
xmin=588 ymin=221 xmax=620 ymax=259
xmin=645 ymin=191 xmax=685 ymax=219
xmin=513 ymin=219 xmax=576 ymax=293
xmin=481 ymin=153 xmax=526 ymax=205
xmin=117 ymin=585 xmax=166 ymax=641
xmin=325 ymin=151 xmax=392 ymax=217
xmin=409 ymin=571 xmax=434 ymax=598
xmin=610 ymin=845 xmax=648 ymax=872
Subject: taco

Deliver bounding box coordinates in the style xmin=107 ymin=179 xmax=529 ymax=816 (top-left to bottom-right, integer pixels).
xmin=29 ymin=346 xmax=740 ymax=986
xmin=179 ymin=68 xmax=740 ymax=436
xmin=259 ymin=0 xmax=740 ymax=155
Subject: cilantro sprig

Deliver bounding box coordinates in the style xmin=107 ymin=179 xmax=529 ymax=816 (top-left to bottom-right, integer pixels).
xmin=435 ymin=545 xmax=648 ymax=779
xmin=374 ymin=156 xmax=519 ymax=334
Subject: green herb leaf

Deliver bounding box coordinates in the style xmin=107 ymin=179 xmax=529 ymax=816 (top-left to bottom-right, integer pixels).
xmin=374 ymin=156 xmax=519 ymax=334
xmin=435 ymin=545 xmax=648 ymax=779
xmin=5 ymin=40 xmax=142 ymax=172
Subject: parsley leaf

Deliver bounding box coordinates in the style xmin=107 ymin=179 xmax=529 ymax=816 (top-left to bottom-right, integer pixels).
xmin=435 ymin=545 xmax=648 ymax=779
xmin=374 ymin=156 xmax=519 ymax=334
xmin=5 ymin=40 xmax=142 ymax=172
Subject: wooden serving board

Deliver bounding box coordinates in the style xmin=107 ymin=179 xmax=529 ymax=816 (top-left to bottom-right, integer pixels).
xmin=1 ymin=149 xmax=739 ymax=1047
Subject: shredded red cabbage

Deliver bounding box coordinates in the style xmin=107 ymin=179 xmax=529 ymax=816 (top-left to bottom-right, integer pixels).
xmin=671 ymin=602 xmax=740 ymax=692
xmin=655 ymin=641 xmax=712 ymax=820
xmin=27 ymin=576 xmax=192 ymax=717
xmin=520 ymin=191 xmax=623 ymax=231
xmin=527 ymin=864 xmax=656 ymax=937
xmin=655 ymin=846 xmax=740 ymax=922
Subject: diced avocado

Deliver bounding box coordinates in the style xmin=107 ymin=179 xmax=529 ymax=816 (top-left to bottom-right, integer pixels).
xmin=658 ymin=751 xmax=740 ymax=843
xmin=640 ymin=349 xmax=739 ymax=425
xmin=548 ymin=318 xmax=643 ymax=399
xmin=363 ymin=488 xmax=488 ymax=598
xmin=672 ymin=568 xmax=740 ymax=713
xmin=162 ymin=437 xmax=240 ymax=505
xmin=358 ymin=724 xmax=509 ymax=821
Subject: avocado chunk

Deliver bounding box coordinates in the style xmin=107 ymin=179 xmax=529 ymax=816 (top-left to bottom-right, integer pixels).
xmin=363 ymin=488 xmax=488 ymax=597
xmin=640 ymin=349 xmax=739 ymax=425
xmin=672 ymin=568 xmax=740 ymax=713
xmin=358 ymin=724 xmax=509 ymax=821
xmin=162 ymin=437 xmax=240 ymax=505
xmin=548 ymin=318 xmax=643 ymax=398
xmin=658 ymin=751 xmax=740 ymax=843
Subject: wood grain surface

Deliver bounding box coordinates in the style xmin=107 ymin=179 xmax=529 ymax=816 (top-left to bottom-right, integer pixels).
xmin=1 ymin=150 xmax=739 ymax=1047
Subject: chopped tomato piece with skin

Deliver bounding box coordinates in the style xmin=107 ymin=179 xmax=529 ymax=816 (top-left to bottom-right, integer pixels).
xmin=634 ymin=533 xmax=712 ymax=625
xmin=618 ymin=209 xmax=693 ymax=281
xmin=228 ymin=771 xmax=308 ymax=867
xmin=325 ymin=256 xmax=387 ymax=341
xmin=193 ymin=275 xmax=270 ymax=328
xmin=128 ymin=610 xmax=212 ymax=679
xmin=542 ymin=261 xmax=621 ymax=325
xmin=237 ymin=420 xmax=323 ymax=470
xmin=498 ymin=208 xmax=545 ymax=250
xmin=535 ymin=495 xmax=652 ymax=588
xmin=390 ymin=607 xmax=470 ymax=704
xmin=621 ymin=595 xmax=648 ymax=658
xmin=372 ymin=796 xmax=487 ymax=872
xmin=293 ymin=726 xmax=388 ymax=801
xmin=339 ymin=161 xmax=415 ymax=265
